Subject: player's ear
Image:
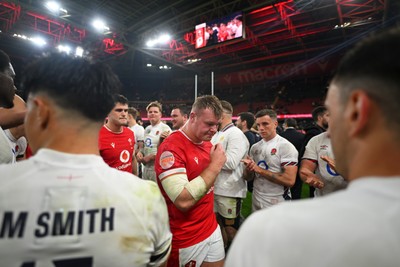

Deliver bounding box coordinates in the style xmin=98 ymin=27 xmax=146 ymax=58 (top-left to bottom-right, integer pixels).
xmin=189 ymin=111 xmax=196 ymax=121
xmin=33 ymin=96 xmax=51 ymax=130
xmin=345 ymin=90 xmax=371 ymax=137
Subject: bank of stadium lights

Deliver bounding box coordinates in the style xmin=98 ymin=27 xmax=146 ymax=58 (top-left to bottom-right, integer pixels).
xmin=334 ymin=22 xmax=351 ymax=29
xmin=13 ymin=34 xmax=47 ymax=47
xmin=146 ymin=63 xmax=171 ymax=70
xmin=45 ymin=1 xmax=68 ymax=17
xmin=334 ymin=17 xmax=373 ymax=29
xmin=159 ymin=65 xmax=171 ymax=70
xmin=57 ymin=45 xmax=85 ymax=57
xmin=146 ymin=34 xmax=171 ymax=47
xmin=92 ymin=19 xmax=110 ymax=33
xmin=187 ymin=58 xmax=201 ymax=64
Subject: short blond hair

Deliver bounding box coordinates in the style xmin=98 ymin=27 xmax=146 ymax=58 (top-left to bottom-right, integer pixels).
xmin=146 ymin=101 xmax=162 ymax=112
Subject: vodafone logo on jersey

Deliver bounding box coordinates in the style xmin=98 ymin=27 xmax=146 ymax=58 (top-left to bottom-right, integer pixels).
xmin=120 ymin=150 xmax=131 ymax=163
xmin=160 ymin=151 xmax=175 ymax=169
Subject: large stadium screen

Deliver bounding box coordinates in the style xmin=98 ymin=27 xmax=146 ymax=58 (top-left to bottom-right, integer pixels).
xmin=195 ymin=11 xmax=244 ymax=49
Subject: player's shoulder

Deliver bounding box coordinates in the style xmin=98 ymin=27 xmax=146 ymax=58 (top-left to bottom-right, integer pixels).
xmin=108 ymin=168 xmax=163 ymax=197
xmin=160 ymin=122 xmax=171 ymax=131
xmin=0 ymin=159 xmax=33 ymax=178
xmin=277 ymin=135 xmax=296 ymax=149
xmin=226 ymin=124 xmax=245 ymax=136
xmin=124 ymin=126 xmax=134 ymax=133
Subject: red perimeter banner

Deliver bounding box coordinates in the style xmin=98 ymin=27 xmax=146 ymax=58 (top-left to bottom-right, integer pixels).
xmin=216 ymin=57 xmax=340 ymax=87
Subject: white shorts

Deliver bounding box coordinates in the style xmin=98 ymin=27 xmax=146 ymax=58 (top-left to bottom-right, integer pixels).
xmin=179 ymin=225 xmax=225 ymax=266
xmin=214 ymin=195 xmax=241 ymax=219
xmin=252 ymin=194 xmax=285 ymax=212
xmin=142 ymin=165 xmax=156 ymax=182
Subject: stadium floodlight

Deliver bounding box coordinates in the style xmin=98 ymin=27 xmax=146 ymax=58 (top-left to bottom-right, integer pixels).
xmin=31 ymin=37 xmax=47 ymax=47
xmin=45 ymin=1 xmax=60 ymax=12
xmin=159 ymin=34 xmax=171 ymax=43
xmin=146 ymin=33 xmax=172 ymax=47
xmin=45 ymin=1 xmax=68 ymax=15
xmin=147 ymin=63 xmax=152 ymax=67
xmin=146 ymin=40 xmax=156 ymax=47
xmin=75 ymin=46 xmax=84 ymax=57
xmin=57 ymin=44 xmax=71 ymax=54
xmin=92 ymin=19 xmax=110 ymax=32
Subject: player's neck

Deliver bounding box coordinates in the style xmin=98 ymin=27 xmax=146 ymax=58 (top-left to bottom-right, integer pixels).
xmin=347 ymin=131 xmax=400 ymax=181
xmin=150 ymin=120 xmax=161 ymax=126
xmin=105 ymin=122 xmax=123 ymax=133
xmin=263 ymin=133 xmax=277 ymax=142
xmin=181 ymin=125 xmax=202 ymax=144
xmin=219 ymin=120 xmax=232 ymax=131
xmin=43 ymin=122 xmax=102 ymax=155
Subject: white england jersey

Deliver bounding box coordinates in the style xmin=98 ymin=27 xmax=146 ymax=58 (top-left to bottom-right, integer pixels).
xmin=143 ymin=122 xmax=171 ymax=164
xmin=0 ymin=149 xmax=172 ymax=267
xmin=250 ymin=135 xmax=298 ymax=202
xmin=226 ymin=177 xmax=400 ymax=267
xmin=211 ymin=123 xmax=249 ymax=198
xmin=130 ymin=124 xmax=145 ymax=151
xmin=303 ymin=132 xmax=347 ymax=196
xmin=0 ymin=126 xmax=13 ymax=164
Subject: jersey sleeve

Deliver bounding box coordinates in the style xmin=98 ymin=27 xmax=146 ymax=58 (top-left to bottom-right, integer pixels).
xmin=279 ymin=141 xmax=299 ymax=166
xmin=161 ymin=123 xmax=172 ymax=133
xmin=136 ymin=126 xmax=145 ymax=142
xmin=156 ymin=142 xmax=187 ymax=182
xmin=302 ymin=134 xmax=319 ymax=161
xmin=223 ymin=130 xmax=249 ymax=170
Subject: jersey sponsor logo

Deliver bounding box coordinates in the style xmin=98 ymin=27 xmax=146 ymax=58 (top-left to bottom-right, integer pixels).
xmin=119 ymin=150 xmax=131 ymax=163
xmin=257 ymin=160 xmax=269 ymax=170
xmin=326 ymin=163 xmax=340 ymax=176
xmin=0 ymin=208 xmax=115 ymax=239
xmin=116 ymin=163 xmax=132 ymax=170
xmin=160 ymin=151 xmax=175 ymax=169
xmin=145 ymin=137 xmax=152 ymax=148
xmin=270 ymin=148 xmax=277 ymax=155
xmin=320 ymin=145 xmax=328 ymax=150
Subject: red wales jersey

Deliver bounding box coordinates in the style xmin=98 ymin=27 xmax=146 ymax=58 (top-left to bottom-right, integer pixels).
xmin=99 ymin=126 xmax=135 ymax=173
xmin=155 ymin=130 xmax=218 ymax=249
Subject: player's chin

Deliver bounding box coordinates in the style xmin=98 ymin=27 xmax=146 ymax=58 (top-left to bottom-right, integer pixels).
xmin=203 ymin=134 xmax=214 ymax=141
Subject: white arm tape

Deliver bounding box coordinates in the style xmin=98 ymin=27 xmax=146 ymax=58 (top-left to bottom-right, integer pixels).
xmin=185 ymin=176 xmax=207 ymax=201
xmin=161 ymin=174 xmax=207 ymax=202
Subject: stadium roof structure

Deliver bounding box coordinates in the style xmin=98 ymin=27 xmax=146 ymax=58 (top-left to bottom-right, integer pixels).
xmin=0 ymin=0 xmax=398 ymax=100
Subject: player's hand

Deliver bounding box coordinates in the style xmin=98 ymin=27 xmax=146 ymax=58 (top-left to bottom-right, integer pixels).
xmin=136 ymin=151 xmax=144 ymax=163
xmin=305 ymin=176 xmax=324 ymax=189
xmin=241 ymin=156 xmax=256 ymax=172
xmin=160 ymin=130 xmax=170 ymax=139
xmin=210 ymin=143 xmax=226 ymax=169
xmin=320 ymin=155 xmax=337 ymax=173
